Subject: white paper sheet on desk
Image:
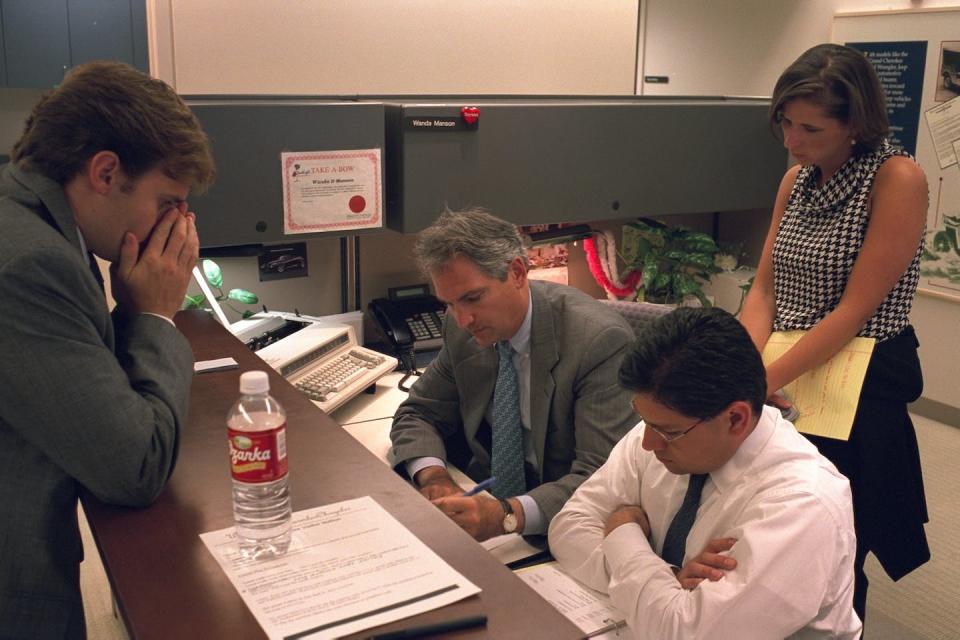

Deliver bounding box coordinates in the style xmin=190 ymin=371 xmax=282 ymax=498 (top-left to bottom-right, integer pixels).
xmin=481 ymin=533 xmax=546 ymax=565
xmin=515 ymin=561 xmax=627 ymax=638
xmin=200 ymin=496 xmax=479 ymax=640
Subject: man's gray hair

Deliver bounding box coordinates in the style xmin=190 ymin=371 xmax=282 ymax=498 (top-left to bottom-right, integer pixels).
xmin=414 ymin=208 xmax=529 ymax=280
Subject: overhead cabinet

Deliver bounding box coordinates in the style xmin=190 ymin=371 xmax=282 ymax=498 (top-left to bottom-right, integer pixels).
xmin=1 ymin=0 xmax=148 ymax=88
xmin=183 ymin=96 xmax=785 ymax=247
xmin=385 ymin=97 xmax=786 ymax=233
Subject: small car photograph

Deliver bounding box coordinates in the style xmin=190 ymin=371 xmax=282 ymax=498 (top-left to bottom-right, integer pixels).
xmin=261 ymin=254 xmax=306 ymax=273
xmin=936 ymin=42 xmax=960 ymax=102
xmin=258 ymin=244 xmax=308 ymax=281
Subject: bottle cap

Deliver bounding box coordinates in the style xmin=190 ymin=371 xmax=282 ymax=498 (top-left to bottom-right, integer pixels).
xmin=239 ymin=370 xmax=270 ymax=395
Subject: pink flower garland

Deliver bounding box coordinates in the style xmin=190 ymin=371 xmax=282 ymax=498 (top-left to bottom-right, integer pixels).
xmin=583 ymin=236 xmax=643 ymax=298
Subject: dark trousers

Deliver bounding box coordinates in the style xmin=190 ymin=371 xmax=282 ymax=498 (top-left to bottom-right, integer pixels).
xmin=805 ymin=326 xmax=930 ymax=627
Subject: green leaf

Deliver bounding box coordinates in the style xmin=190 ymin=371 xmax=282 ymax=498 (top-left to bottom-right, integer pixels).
xmin=228 ymin=288 xmax=259 ymax=304
xmin=684 ymin=253 xmax=717 ymax=269
xmin=653 ymin=273 xmax=671 ymax=292
xmin=673 ymin=271 xmax=700 ymax=296
xmin=202 ymin=259 xmax=223 ymax=288
xmin=182 ymin=293 xmax=205 ymax=309
xmin=663 ymin=249 xmax=686 ymax=261
xmin=684 ymin=231 xmax=716 ymax=244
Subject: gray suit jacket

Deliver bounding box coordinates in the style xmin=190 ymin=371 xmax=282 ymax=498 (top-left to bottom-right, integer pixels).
xmin=391 ymin=280 xmax=637 ymax=523
xmin=0 ymin=164 xmax=193 ymax=638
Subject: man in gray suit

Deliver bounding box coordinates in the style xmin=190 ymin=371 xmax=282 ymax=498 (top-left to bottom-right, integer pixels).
xmin=390 ymin=210 xmax=636 ymax=541
xmin=0 ymin=62 xmax=215 ymax=638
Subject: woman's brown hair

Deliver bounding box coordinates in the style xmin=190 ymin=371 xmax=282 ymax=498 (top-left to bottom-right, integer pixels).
xmin=770 ymin=43 xmax=889 ymax=155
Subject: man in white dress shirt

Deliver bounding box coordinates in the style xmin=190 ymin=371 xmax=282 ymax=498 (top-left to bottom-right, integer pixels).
xmin=549 ymin=307 xmax=862 ymax=639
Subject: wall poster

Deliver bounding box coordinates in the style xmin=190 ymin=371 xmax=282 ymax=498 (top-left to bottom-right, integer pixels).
xmin=846 ymin=41 xmax=927 ymax=156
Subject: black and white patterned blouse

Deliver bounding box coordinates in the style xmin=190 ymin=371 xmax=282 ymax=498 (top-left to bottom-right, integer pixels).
xmin=772 ymin=140 xmax=924 ymax=342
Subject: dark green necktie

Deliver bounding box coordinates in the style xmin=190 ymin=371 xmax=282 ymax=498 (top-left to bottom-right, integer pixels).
xmin=661 ymin=473 xmax=708 ymax=567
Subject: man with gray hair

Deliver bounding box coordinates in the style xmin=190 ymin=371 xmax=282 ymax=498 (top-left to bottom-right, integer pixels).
xmin=390 ymin=209 xmax=636 ymax=541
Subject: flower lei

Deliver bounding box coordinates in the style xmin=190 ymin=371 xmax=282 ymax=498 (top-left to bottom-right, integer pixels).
xmin=583 ymin=231 xmax=642 ymax=299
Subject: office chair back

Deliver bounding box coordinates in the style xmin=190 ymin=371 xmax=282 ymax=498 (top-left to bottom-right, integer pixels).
xmin=598 ymin=299 xmax=673 ymax=336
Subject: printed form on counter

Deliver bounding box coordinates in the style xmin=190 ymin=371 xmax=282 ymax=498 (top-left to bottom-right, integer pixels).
xmin=515 ymin=561 xmax=627 ymax=638
xmin=200 ymin=496 xmax=479 ymax=640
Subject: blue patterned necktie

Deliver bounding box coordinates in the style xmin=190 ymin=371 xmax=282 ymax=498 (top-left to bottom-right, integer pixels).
xmin=660 ymin=473 xmax=709 ymax=567
xmin=491 ymin=341 xmax=526 ymax=499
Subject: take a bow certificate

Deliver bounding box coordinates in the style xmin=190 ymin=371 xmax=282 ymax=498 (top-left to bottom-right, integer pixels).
xmin=200 ymin=496 xmax=479 ymax=640
xmin=761 ymin=331 xmax=876 ymax=441
xmin=281 ymin=149 xmax=382 ymax=234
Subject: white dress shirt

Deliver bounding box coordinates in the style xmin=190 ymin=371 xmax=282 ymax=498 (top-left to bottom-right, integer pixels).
xmin=548 ymin=406 xmax=862 ymax=640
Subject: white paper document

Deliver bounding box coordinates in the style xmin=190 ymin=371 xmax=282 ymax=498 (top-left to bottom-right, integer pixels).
xmin=516 ymin=561 xmax=627 ymax=638
xmin=924 ymin=95 xmax=960 ymax=169
xmin=281 ymin=148 xmax=383 ymax=234
xmin=200 ymin=496 xmax=480 ymax=640
xmin=481 ymin=533 xmax=546 ymax=566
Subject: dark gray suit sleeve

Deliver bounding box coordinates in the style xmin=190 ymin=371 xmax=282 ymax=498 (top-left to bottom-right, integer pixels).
xmin=389 ymin=340 xmax=463 ymax=468
xmin=0 ymin=249 xmax=192 ymax=507
xmin=528 ymin=323 xmax=637 ymax=522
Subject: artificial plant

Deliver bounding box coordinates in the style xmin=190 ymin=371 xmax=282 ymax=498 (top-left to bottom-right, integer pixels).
xmin=183 ymin=259 xmax=260 ymax=319
xmin=621 ymin=218 xmax=722 ymax=306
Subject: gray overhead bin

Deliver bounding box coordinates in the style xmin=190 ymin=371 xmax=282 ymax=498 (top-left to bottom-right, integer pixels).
xmin=383 ymin=97 xmax=787 ymax=233
xmin=185 ymin=99 xmax=385 ymax=249
xmin=184 ymin=96 xmax=784 ymax=247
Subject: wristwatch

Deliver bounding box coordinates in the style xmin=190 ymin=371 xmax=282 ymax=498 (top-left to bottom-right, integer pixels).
xmin=499 ymin=499 xmax=519 ymax=534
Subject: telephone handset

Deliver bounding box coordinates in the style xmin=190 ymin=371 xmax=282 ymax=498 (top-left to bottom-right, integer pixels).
xmin=368 ymin=284 xmax=445 ymax=390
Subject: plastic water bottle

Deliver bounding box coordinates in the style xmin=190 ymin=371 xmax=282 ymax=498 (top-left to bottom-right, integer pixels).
xmin=227 ymin=370 xmax=291 ymax=559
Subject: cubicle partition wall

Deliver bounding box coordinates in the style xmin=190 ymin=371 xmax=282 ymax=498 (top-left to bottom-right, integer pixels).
xmin=384 ymin=97 xmax=787 ymax=233
xmin=184 ymin=96 xmax=785 ymax=246
xmin=185 ymin=99 xmax=386 ymax=249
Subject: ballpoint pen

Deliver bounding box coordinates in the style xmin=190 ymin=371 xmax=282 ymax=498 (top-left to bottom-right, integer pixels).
xmin=462 ymin=476 xmax=497 ymax=497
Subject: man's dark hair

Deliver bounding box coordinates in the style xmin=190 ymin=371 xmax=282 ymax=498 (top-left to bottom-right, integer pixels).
xmin=619 ymin=307 xmax=767 ymax=417
xmin=12 ymin=61 xmax=215 ymax=191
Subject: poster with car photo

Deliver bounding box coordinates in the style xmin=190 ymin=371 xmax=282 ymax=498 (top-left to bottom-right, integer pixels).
xmin=259 ymin=243 xmax=308 ymax=282
xmin=936 ymin=41 xmax=960 ymax=102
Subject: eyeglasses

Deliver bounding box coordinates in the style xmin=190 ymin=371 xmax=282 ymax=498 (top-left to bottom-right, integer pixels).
xmin=642 ymin=417 xmax=706 ymax=443
xmin=631 ymin=400 xmax=708 ymax=443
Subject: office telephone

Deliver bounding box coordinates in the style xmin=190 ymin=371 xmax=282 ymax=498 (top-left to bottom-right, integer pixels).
xmin=369 ymin=284 xmax=445 ymax=351
xmin=369 ymin=284 xmax=444 ymax=389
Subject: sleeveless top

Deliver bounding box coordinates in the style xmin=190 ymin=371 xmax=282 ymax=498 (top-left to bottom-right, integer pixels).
xmin=772 ymin=140 xmax=924 ymax=342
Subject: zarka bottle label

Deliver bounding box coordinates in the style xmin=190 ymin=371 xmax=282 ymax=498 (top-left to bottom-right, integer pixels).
xmin=228 ymin=424 xmax=288 ymax=483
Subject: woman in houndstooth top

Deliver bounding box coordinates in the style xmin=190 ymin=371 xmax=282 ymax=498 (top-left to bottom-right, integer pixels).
xmin=739 ymin=43 xmax=930 ymax=627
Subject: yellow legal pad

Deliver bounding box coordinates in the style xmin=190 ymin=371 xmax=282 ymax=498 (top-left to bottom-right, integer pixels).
xmin=761 ymin=331 xmax=876 ymax=441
